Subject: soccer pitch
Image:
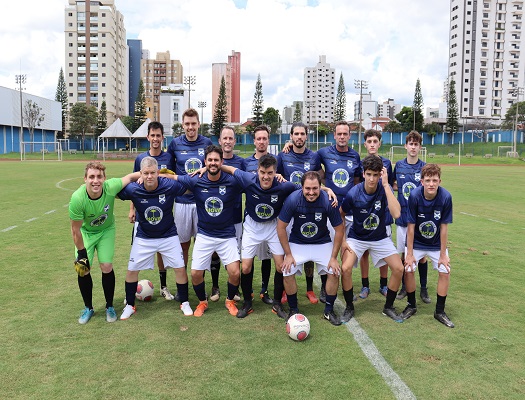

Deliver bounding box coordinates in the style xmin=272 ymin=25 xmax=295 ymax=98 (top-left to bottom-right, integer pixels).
xmin=1 ymin=161 xmax=524 ymax=400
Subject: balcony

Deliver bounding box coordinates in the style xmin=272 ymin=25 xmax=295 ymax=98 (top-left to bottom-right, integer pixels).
xmin=77 ymin=56 xmax=86 ymax=61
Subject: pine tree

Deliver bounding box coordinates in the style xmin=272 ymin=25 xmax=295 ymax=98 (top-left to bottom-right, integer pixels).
xmin=252 ymin=74 xmax=264 ymax=127
xmin=96 ymin=100 xmax=107 ymax=135
xmin=334 ymin=72 xmax=347 ymax=122
xmin=293 ymin=102 xmax=302 ymax=122
xmin=134 ymin=79 xmax=147 ymax=131
xmin=413 ymin=78 xmax=424 ymax=132
xmin=212 ymin=76 xmax=228 ymax=135
xmin=55 ymin=68 xmax=68 ymax=137
xmin=446 ymin=79 xmax=459 ymax=143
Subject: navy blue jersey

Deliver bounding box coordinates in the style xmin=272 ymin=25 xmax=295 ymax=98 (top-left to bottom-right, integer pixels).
xmin=359 ymin=156 xmax=395 ymax=225
xmin=167 ymin=134 xmax=213 ymax=204
xmin=133 ymin=150 xmax=173 ymax=173
xmin=279 ymin=190 xmax=342 ymax=245
xmin=407 ymin=186 xmax=453 ymax=251
xmin=341 ymin=182 xmax=392 ymax=242
xmin=317 ymin=145 xmax=362 ymax=204
xmin=223 ymin=154 xmax=246 ymax=224
xmin=244 ymin=154 xmax=259 ymax=174
xmin=178 ymin=173 xmax=243 ymax=239
xmin=233 ymin=169 xmax=299 ymax=223
xmin=118 ymin=177 xmax=186 ymax=239
xmin=277 ymin=148 xmax=321 ymax=186
xmin=393 ymin=158 xmax=426 ymax=226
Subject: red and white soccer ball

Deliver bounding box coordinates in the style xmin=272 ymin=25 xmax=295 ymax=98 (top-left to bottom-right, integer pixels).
xmin=286 ymin=313 xmax=310 ymax=341
xmin=135 ymin=279 xmax=154 ymax=301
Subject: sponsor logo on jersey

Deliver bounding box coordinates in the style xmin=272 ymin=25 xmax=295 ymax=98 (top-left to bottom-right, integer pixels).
xmin=252 ymin=194 xmax=260 ymax=199
xmin=374 ymin=201 xmax=381 ymax=210
xmin=201 ymin=189 xmax=209 ymax=193
xmin=298 ymin=214 xmax=306 ymax=219
xmin=88 ymin=214 xmax=95 ymax=218
xmin=402 ymin=182 xmax=417 ymax=200
xmin=255 ymin=203 xmax=274 ymax=219
xmin=141 ymin=199 xmax=148 ymax=203
xmin=434 ymin=211 xmax=441 ymax=220
xmin=363 ymin=213 xmax=380 ymax=230
xmin=198 ymin=148 xmax=205 ymax=156
xmin=271 ymin=195 xmax=278 ymax=203
xmin=315 ymin=213 xmax=322 ymax=221
xmin=185 ymin=158 xmax=202 ymax=173
xmin=90 ymin=214 xmax=108 ymax=227
xmin=300 ymin=222 xmax=318 ymax=238
xmin=419 ymin=220 xmax=437 ymax=239
xmin=287 ymin=162 xmax=294 ymax=167
xmin=330 ymin=160 xmax=337 ymax=164
xmin=205 ymin=196 xmax=223 ymax=217
xmin=333 ymin=168 xmax=350 ymax=188
xmin=104 ymin=204 xmax=110 ymax=212
xmin=219 ymin=186 xmax=226 ymax=195
xmin=159 ymin=194 xmax=166 ymax=204
xmin=290 ymin=171 xmax=304 ymax=185
xmin=347 ymin=160 xmax=353 ymax=168
xmin=145 ymin=206 xmax=163 ymax=225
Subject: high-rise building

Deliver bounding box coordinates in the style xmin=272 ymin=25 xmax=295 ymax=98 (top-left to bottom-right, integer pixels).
xmin=354 ymin=93 xmax=378 ymax=121
xmin=377 ymin=98 xmax=402 ymax=119
xmin=127 ymin=39 xmax=142 ymax=117
xmin=141 ymin=51 xmax=183 ymax=121
xmin=64 ymin=0 xmax=128 ymax=124
xmin=448 ymin=0 xmax=525 ymax=121
xmin=212 ymin=50 xmax=241 ymax=123
xmin=303 ymin=55 xmax=335 ymax=123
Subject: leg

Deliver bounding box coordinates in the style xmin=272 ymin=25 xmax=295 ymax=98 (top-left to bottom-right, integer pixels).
xmin=340 ymin=246 xmax=356 ymax=323
xmin=225 ymin=261 xmax=240 ymax=316
xmin=304 ymin=261 xmax=318 ymax=304
xmin=237 ymin=258 xmax=254 ymax=318
xmin=434 ymin=271 xmax=454 ymax=327
xmin=400 ymin=261 xmax=418 ymax=320
xmin=381 ymin=254 xmax=404 ymax=322
xmin=379 ymin=264 xmax=388 ymax=296
xmin=418 ymin=257 xmax=431 ymax=304
xmin=259 ymin=258 xmax=273 ymax=304
xmin=358 ymin=250 xmax=371 ymax=299
xmin=323 ymin=273 xmax=341 ymax=326
xmin=121 ymin=270 xmax=139 ymax=320
xmin=271 ymin=254 xmax=287 ymax=319
xmin=209 ymin=252 xmax=221 ymax=302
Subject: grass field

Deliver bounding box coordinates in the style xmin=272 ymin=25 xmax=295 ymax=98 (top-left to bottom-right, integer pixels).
xmin=1 ymin=160 xmax=524 ymax=399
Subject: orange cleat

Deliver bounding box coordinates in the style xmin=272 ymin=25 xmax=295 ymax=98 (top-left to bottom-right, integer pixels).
xmin=225 ymin=299 xmax=238 ymax=316
xmin=193 ymin=300 xmax=208 ymax=317
xmin=306 ymin=290 xmax=319 ymax=304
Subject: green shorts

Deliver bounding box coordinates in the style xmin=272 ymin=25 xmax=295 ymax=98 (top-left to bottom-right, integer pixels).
xmin=76 ymin=226 xmax=116 ymax=265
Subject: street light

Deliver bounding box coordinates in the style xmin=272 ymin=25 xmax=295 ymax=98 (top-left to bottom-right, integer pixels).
xmin=183 ymin=75 xmax=196 ymax=108
xmin=354 ymin=79 xmax=368 ymax=155
xmin=15 ymin=74 xmax=26 ymax=154
xmin=512 ymin=87 xmax=523 ymax=157
xmin=197 ymin=101 xmax=206 ymax=135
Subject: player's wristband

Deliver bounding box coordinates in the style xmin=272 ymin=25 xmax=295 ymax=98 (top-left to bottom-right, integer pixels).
xmin=77 ymin=248 xmax=88 ymax=260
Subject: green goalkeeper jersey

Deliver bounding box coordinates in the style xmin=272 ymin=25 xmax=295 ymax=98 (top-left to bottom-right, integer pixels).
xmin=69 ymin=178 xmax=123 ymax=233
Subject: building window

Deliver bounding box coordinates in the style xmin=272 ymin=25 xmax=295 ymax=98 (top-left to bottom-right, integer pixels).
xmin=69 ymin=83 xmax=73 ymax=87
xmin=479 ymin=108 xmax=485 ymax=115
xmin=69 ymin=33 xmax=73 ymax=37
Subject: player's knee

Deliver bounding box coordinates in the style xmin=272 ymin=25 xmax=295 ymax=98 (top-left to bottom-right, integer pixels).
xmin=100 ymin=263 xmax=113 ymax=273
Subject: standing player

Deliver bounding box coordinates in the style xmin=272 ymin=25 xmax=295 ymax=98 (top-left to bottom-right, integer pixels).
xmin=339 ymin=155 xmax=404 ymax=323
xmin=277 ymin=122 xmax=322 ymax=304
xmin=128 ymin=121 xmax=176 ymax=301
xmin=69 ymin=162 xmax=139 ymax=324
xmin=393 ymin=131 xmax=430 ymax=303
xmin=317 ymin=121 xmax=362 ymax=302
xmin=277 ymin=171 xmax=345 ymax=325
xmin=118 ymin=157 xmax=192 ymax=319
xmin=400 ymin=164 xmax=454 ymax=327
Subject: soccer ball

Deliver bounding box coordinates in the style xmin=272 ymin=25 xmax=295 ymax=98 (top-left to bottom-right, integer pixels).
xmin=136 ymin=279 xmax=154 ymax=301
xmin=286 ymin=313 xmax=310 ymax=341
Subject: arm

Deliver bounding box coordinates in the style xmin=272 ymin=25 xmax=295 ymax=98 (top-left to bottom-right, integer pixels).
xmin=327 ymin=223 xmax=344 ymax=276
xmin=439 ymin=224 xmax=450 ymax=272
xmin=320 ymin=186 xmax=338 ymax=207
xmin=277 ymin=219 xmax=295 ymax=274
xmin=281 ymin=141 xmax=293 ymax=153
xmin=404 ymin=223 xmax=416 ymax=271
xmin=221 ymin=164 xmax=237 ymax=175
xmin=128 ymin=202 xmax=136 ymax=223
xmin=71 ymin=220 xmax=85 ymax=251
xmin=339 ymin=206 xmax=351 ymax=256
xmin=121 ymin=171 xmax=141 ymax=187
xmin=383 ymin=168 xmax=401 ymax=219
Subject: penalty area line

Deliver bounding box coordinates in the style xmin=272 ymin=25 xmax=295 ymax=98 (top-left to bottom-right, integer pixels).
xmin=1 ymin=226 xmax=18 ymax=233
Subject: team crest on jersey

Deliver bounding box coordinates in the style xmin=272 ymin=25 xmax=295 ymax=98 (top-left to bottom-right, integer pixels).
xmin=333 ymin=168 xmax=350 ymax=188
xmin=159 ymin=194 xmax=166 ymax=204
xmin=271 ymin=195 xmax=278 ymax=203
xmin=290 ymin=171 xmax=304 ymax=185
xmin=90 ymin=214 xmax=108 ymax=227
xmin=145 ymin=206 xmax=163 ymax=225
xmin=347 ymin=160 xmax=353 ymax=168
xmin=255 ymin=203 xmax=274 ymax=219
xmin=304 ymin=162 xmax=310 ymax=171
xmin=363 ymin=213 xmax=380 ymax=231
xmin=219 ymin=186 xmax=226 ymax=195
xmin=315 ymin=213 xmax=322 ymax=221
xmin=402 ymin=182 xmax=417 ymax=200
xmin=198 ymin=148 xmax=205 ymax=156
xmin=205 ymin=197 xmax=223 ymax=217
xmin=434 ymin=211 xmax=441 ymax=220
xmin=300 ymin=222 xmax=318 ymax=238
xmin=185 ymin=158 xmax=202 ymax=173
xmin=415 ymin=173 xmax=421 ymax=182
xmin=374 ymin=201 xmax=381 ymax=210
xmin=104 ymin=204 xmax=110 ymax=212
xmin=420 ymin=221 xmax=437 ymax=239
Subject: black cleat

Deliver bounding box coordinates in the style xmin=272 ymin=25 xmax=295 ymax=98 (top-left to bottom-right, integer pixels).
xmin=400 ymin=306 xmax=417 ymax=320
xmin=319 ymin=286 xmax=327 ymax=303
xmin=434 ymin=312 xmax=455 ymax=328
xmin=236 ymin=301 xmax=254 ymax=318
xmin=287 ymin=308 xmax=299 ymax=322
xmin=323 ymin=310 xmax=342 ymax=326
xmin=271 ymin=303 xmax=288 ymax=319
xmin=420 ymin=288 xmax=431 ymax=304
xmin=259 ymin=291 xmax=274 ymax=305
xmin=340 ymin=306 xmax=355 ymax=323
xmin=382 ymin=307 xmax=404 ymax=323
xmin=396 ymin=288 xmax=407 ymax=300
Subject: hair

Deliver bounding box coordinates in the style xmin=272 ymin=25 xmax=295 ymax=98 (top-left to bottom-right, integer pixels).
xmin=334 ymin=120 xmax=350 ymax=130
xmin=421 ymin=163 xmax=441 ymax=179
xmin=361 ymin=155 xmax=384 ymax=173
xmin=220 ymin=125 xmax=235 ymax=138
xmin=258 ymin=154 xmax=277 ymax=170
xmin=182 ymin=108 xmax=200 ymax=122
xmin=290 ymin=121 xmax=308 ymax=135
xmin=405 ymin=130 xmax=422 ymax=144
xmin=147 ymin=121 xmax=164 ymax=135
xmin=84 ymin=161 xmax=106 ymax=177
xmin=253 ymin=125 xmax=270 ymax=137
xmin=364 ymin=129 xmax=382 ymax=141
xmin=205 ymin=144 xmax=223 ymax=160
xmin=140 ymin=156 xmax=158 ymax=171
xmin=301 ymin=170 xmax=321 ymax=186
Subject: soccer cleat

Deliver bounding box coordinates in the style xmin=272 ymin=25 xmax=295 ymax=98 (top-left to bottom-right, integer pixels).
xmin=236 ymin=301 xmax=254 ymax=318
xmin=120 ymin=304 xmax=136 ymax=320
xmin=78 ymin=307 xmax=94 ymax=325
xmin=233 ymin=291 xmax=241 ymax=302
xmin=400 ymin=306 xmax=417 ymax=320
xmin=420 ymin=288 xmax=431 ymax=304
xmin=340 ymin=306 xmax=355 ymax=323
xmin=382 ymin=307 xmax=404 ymax=323
xmin=174 ymin=291 xmax=181 ymax=302
xmin=306 ymin=290 xmax=319 ymax=304
xmin=259 ymin=291 xmax=274 ymax=305
xmin=180 ymin=301 xmax=193 ymax=316
xmin=193 ymin=300 xmax=208 ymax=317
xmin=359 ymin=286 xmax=371 ymax=299
xmin=287 ymin=308 xmax=299 ymax=322
xmin=105 ymin=307 xmax=117 ymax=323
xmin=379 ymin=285 xmax=388 ymax=297
xmin=210 ymin=287 xmax=220 ymax=302
xmin=323 ymin=310 xmax=342 ymax=326
xmin=272 ymin=303 xmax=288 ymax=319
xmin=319 ymin=286 xmax=327 ymax=303
xmin=160 ymin=286 xmax=175 ymax=301
xmin=434 ymin=312 xmax=455 ymax=328
xmin=225 ymin=299 xmax=238 ymax=316
xmin=281 ymin=291 xmax=288 ymax=304
xmin=396 ymin=288 xmax=407 ymax=300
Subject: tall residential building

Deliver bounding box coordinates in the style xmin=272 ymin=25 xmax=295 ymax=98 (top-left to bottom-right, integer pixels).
xmin=377 ymin=98 xmax=402 ymax=119
xmin=159 ymin=84 xmax=188 ymax=135
xmin=127 ymin=39 xmax=142 ymax=117
xmin=64 ymin=0 xmax=128 ymax=123
xmin=303 ymin=55 xmax=335 ymax=123
xmin=354 ymin=93 xmax=378 ymax=121
xmin=141 ymin=51 xmax=183 ymax=121
xmin=448 ymin=0 xmax=525 ymax=121
xmin=212 ymin=50 xmax=241 ymax=123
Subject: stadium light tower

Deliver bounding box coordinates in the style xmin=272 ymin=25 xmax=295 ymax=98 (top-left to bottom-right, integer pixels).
xmin=15 ymin=74 xmax=27 ymax=153
xmin=197 ymin=101 xmax=206 ymax=135
xmin=354 ymin=79 xmax=368 ymax=155
xmin=513 ymin=87 xmax=524 ymax=156
xmin=184 ymin=75 xmax=196 ymax=108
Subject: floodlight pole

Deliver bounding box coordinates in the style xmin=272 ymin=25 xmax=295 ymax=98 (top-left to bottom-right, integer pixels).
xmin=184 ymin=76 xmax=196 ymax=109
xmin=15 ymin=74 xmax=27 ymax=155
xmin=197 ymin=101 xmax=206 ymax=135
xmin=513 ymin=87 xmax=523 ymax=156
xmin=355 ymin=79 xmax=368 ymax=155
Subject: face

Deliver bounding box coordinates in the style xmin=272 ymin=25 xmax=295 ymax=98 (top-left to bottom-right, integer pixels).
xmin=421 ymin=174 xmax=441 ymax=198
xmin=362 ymin=169 xmax=381 ymax=191
xmin=291 ymin=127 xmax=307 ymax=149
xmin=183 ymin=115 xmax=200 ymax=141
xmin=335 ymin=125 xmax=350 ymax=149
xmin=219 ymin=128 xmax=235 ymax=154
xmin=205 ymin=151 xmax=223 ymax=176
xmin=84 ymin=168 xmax=106 ymax=197
xmin=141 ymin=165 xmax=159 ymax=191
xmin=258 ymin=165 xmax=276 ymax=190
xmin=253 ymin=130 xmax=269 ymax=153
xmin=364 ymin=136 xmax=381 ymax=155
xmin=147 ymin=128 xmax=164 ymax=150
xmin=405 ymin=140 xmax=421 ymax=158
xmin=302 ymin=177 xmax=321 ymax=202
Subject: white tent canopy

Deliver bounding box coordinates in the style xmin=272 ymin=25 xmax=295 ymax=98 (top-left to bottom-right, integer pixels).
xmin=97 ymin=118 xmax=132 ymax=155
xmin=131 ymin=118 xmax=151 ymax=138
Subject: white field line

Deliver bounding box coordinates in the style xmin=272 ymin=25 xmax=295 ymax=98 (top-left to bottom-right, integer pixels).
xmin=459 ymin=212 xmax=478 ymax=217
xmin=1 ymin=226 xmax=18 ymax=232
xmin=56 ymin=177 xmax=80 ymax=192
xmin=25 ymin=218 xmax=38 ymax=223
xmin=44 ymin=209 xmax=56 ymax=215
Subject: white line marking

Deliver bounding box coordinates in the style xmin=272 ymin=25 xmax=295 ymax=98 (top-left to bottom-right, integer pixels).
xmin=487 ymin=218 xmax=507 ymax=225
xmin=460 ymin=212 xmax=478 ymax=217
xmin=45 ymin=209 xmax=56 ymax=215
xmin=56 ymin=177 xmax=80 ymax=192
xmin=1 ymin=226 xmax=17 ymax=232
xmin=25 ymin=218 xmax=38 ymax=223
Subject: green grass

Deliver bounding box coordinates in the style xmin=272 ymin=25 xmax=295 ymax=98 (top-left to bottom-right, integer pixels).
xmin=1 ymin=161 xmax=524 ymax=399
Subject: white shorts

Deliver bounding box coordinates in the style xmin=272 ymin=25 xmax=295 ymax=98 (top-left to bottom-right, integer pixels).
xmin=347 ymin=237 xmax=398 ymax=269
xmin=328 ymin=215 xmax=353 ymax=241
xmin=175 ymin=203 xmax=198 ymax=243
xmin=241 ymin=216 xmax=284 ymax=259
xmin=282 ymin=242 xmax=336 ymax=277
xmin=127 ymin=236 xmax=185 ymax=271
xmin=191 ymin=234 xmax=240 ymax=271
xmin=405 ymin=248 xmax=450 ymax=274
xmin=396 ymin=225 xmax=407 ymax=254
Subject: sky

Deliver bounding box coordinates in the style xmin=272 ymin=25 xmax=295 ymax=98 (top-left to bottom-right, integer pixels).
xmin=0 ymin=0 xmax=451 ymax=123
